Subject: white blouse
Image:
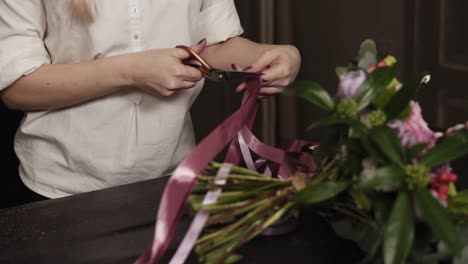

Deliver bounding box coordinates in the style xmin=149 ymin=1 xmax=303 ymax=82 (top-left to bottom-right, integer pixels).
xmin=0 ymin=0 xmax=243 ymax=198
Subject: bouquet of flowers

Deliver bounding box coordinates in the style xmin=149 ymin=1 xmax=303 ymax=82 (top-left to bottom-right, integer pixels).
xmin=187 ymin=39 xmax=468 ymax=264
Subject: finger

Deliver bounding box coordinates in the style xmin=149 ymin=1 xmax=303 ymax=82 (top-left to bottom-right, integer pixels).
xmin=185 ymin=59 xmax=201 ymax=67
xmin=180 ymin=81 xmax=198 ymax=89
xmin=190 ymin=38 xmax=207 ymax=54
xmin=249 ymin=51 xmax=277 ymax=73
xmin=177 ymin=65 xmax=203 ymax=81
xmin=236 ymin=82 xmax=248 ymax=92
xmin=231 ymin=63 xmax=245 ymax=71
xmin=260 ymin=66 xmax=291 ymax=87
xmin=262 ymin=78 xmax=289 ymax=88
xmin=259 ymin=86 xmax=284 ymax=95
xmin=173 ymin=48 xmax=191 ymax=60
xmin=168 ymin=81 xmax=198 ymax=90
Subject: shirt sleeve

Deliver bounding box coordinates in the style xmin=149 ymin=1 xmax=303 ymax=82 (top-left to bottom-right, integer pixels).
xmin=196 ymin=0 xmax=244 ymax=45
xmin=0 ymin=0 xmax=51 ymax=91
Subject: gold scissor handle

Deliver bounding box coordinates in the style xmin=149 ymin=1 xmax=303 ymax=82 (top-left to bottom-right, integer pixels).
xmin=176 ymin=45 xmax=213 ymax=71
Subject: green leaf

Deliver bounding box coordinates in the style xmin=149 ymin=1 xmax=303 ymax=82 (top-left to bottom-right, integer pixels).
xmin=350 ymin=189 xmax=372 ymax=210
xmin=284 ymin=80 xmax=335 ymax=111
xmin=225 ymin=254 xmax=243 ymax=264
xmin=419 ymin=131 xmax=468 ymax=168
xmin=419 ymin=131 xmax=468 ymax=167
xmin=305 ymin=116 xmax=367 ymax=136
xmin=368 ymin=126 xmax=406 ymax=166
xmin=345 ymin=152 xmax=363 ymax=176
xmin=305 ymin=116 xmax=348 ymax=131
xmin=373 ymin=85 xmax=397 ymax=110
xmin=384 ymin=73 xmax=426 ymax=120
xmin=357 ymin=165 xmax=405 ymax=191
xmin=416 ymin=189 xmax=462 ymax=256
xmin=313 ymin=126 xmax=345 ymax=164
xmin=348 ymin=119 xmax=368 ymax=136
xmin=383 ymin=191 xmax=414 ymax=264
xmin=344 ymin=138 xmax=365 ymax=155
xmin=454 ymin=245 xmax=468 ymax=264
xmin=330 ymin=218 xmax=380 ymax=253
xmin=396 ymin=104 xmax=412 ymax=121
xmin=294 ymin=181 xmax=351 ymax=205
xmin=360 ymin=134 xmax=387 ymax=164
xmin=407 ymin=143 xmax=429 ymax=160
xmin=373 ymin=193 xmax=394 ymax=225
xmin=448 ymin=190 xmax=468 ymax=222
xmin=358 ymin=51 xmax=378 ymax=70
xmin=336 ymin=66 xmax=348 ymax=76
xmin=355 ymin=67 xmax=396 ymax=111
xmin=358 ymin=39 xmax=377 ymax=63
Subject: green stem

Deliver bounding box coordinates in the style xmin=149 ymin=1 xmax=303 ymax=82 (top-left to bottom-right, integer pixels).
xmin=210 ymin=162 xmax=267 ymax=177
xmin=216 ymin=202 xmax=296 ymax=264
xmin=310 ymin=156 xmax=340 ymax=184
xmin=196 ymin=187 xmax=293 ymax=250
xmin=207 ymin=192 xmax=277 ymax=226
xmin=215 ymin=181 xmax=288 ymax=204
xmin=197 ymin=207 xmax=270 ymax=256
xmin=198 ymin=174 xmax=284 ymax=182
xmin=201 ymin=219 xmax=262 ymax=264
xmin=197 ymin=212 xmax=267 ymax=257
xmin=194 ymin=200 xmax=251 ymax=212
xmin=332 ymin=205 xmax=379 ymax=232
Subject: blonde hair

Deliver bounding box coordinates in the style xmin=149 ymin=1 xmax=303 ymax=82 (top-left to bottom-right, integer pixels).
xmin=70 ymin=0 xmax=95 ymax=23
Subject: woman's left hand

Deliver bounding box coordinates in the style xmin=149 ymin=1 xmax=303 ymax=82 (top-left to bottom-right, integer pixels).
xmin=236 ymin=45 xmax=301 ymax=95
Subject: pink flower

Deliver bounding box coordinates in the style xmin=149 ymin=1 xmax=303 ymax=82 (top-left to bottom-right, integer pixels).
xmin=337 ymin=70 xmax=366 ymax=98
xmin=387 ymin=101 xmax=436 ymax=149
xmin=430 ymin=165 xmax=457 ymax=204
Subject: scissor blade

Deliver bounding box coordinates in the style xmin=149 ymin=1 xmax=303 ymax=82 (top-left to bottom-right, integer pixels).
xmin=221 ymin=71 xmax=262 ymax=81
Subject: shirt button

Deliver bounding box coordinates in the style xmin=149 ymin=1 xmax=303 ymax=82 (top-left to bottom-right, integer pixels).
xmin=134 ymin=34 xmax=139 ymax=40
xmin=133 ymin=7 xmax=137 ymax=13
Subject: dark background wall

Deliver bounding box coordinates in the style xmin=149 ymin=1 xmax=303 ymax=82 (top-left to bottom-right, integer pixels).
xmin=193 ymin=0 xmax=416 ymax=142
xmin=291 ymin=0 xmax=412 ymax=140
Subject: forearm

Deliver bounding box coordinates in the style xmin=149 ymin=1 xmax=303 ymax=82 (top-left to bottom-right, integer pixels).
xmin=201 ymin=37 xmax=275 ymax=70
xmin=1 ymin=55 xmax=133 ymax=111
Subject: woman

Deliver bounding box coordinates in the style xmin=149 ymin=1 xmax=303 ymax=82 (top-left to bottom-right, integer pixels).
xmin=0 ymin=0 xmax=300 ymax=202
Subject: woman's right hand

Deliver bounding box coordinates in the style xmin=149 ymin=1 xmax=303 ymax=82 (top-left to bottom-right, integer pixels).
xmin=126 ymin=39 xmax=207 ymax=97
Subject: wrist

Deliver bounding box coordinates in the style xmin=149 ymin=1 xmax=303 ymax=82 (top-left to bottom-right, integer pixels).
xmin=107 ymin=53 xmax=139 ymax=88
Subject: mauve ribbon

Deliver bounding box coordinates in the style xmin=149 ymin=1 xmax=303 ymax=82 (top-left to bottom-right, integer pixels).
xmin=239 ymin=126 xmax=293 ymax=179
xmin=168 ymin=164 xmax=232 ymax=264
xmin=168 ymin=91 xmax=257 ymax=264
xmin=135 ymin=79 xmax=261 ymax=264
xmin=169 ymin=95 xmax=298 ymax=263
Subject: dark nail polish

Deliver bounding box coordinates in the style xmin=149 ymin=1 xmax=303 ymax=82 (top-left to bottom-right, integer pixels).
xmin=197 ymin=38 xmax=206 ymax=45
xmin=244 ymin=66 xmax=252 ymax=71
xmin=231 ymin=64 xmax=238 ymax=70
xmin=262 ymin=79 xmax=269 ymax=83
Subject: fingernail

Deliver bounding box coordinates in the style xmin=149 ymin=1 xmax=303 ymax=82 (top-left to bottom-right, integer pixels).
xmin=262 ymin=79 xmax=269 ymax=83
xmin=197 ymin=38 xmax=206 ymax=45
xmin=244 ymin=66 xmax=252 ymax=71
xmin=231 ymin=64 xmax=238 ymax=70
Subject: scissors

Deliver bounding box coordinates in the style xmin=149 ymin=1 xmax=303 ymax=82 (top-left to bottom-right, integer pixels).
xmin=176 ymin=45 xmax=262 ymax=82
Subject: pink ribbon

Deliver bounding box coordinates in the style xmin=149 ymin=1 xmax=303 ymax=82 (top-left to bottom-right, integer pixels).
xmin=169 ymin=164 xmax=232 ymax=264
xmin=168 ymin=92 xmax=256 ymax=264
xmin=135 ymin=78 xmax=317 ymax=263
xmin=135 ymin=79 xmax=262 ymax=264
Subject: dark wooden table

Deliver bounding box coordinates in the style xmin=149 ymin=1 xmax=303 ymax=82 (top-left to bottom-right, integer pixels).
xmin=0 ymin=176 xmax=363 ymax=264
